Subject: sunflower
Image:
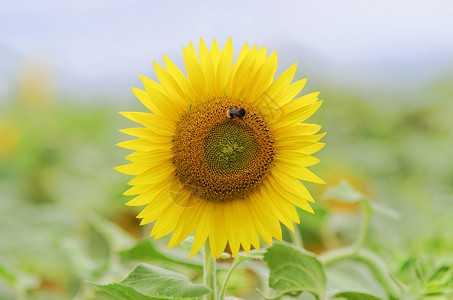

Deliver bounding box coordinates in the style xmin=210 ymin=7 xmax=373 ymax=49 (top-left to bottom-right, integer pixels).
xmin=116 ymin=38 xmax=325 ymax=258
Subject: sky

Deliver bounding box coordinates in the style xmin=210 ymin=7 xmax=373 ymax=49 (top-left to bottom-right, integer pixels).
xmin=1 ymin=0 xmax=453 ymax=101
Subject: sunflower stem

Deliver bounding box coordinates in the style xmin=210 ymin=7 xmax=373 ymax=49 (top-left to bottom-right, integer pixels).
xmin=219 ymin=254 xmax=263 ymax=300
xmin=218 ymin=258 xmax=241 ymax=300
xmin=292 ymin=224 xmax=304 ymax=248
xmin=352 ymin=199 xmax=372 ymax=252
xmin=203 ymin=242 xmax=217 ymax=300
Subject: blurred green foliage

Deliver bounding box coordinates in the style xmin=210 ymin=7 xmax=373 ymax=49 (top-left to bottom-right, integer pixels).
xmin=1 ymin=68 xmax=452 ymax=299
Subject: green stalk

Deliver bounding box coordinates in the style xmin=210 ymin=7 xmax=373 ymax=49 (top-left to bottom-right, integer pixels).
xmin=320 ymin=247 xmax=403 ymax=299
xmin=319 ymin=199 xmax=405 ymax=299
xmin=352 ymin=200 xmax=372 ymax=252
xmin=203 ymin=242 xmax=217 ymax=300
xmin=219 ymin=254 xmax=263 ymax=300
xmin=292 ymin=224 xmax=304 ymax=248
xmin=218 ymin=258 xmax=241 ymax=300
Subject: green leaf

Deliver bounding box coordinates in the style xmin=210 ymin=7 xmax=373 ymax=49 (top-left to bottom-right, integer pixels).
xmin=323 ymin=180 xmax=400 ymax=219
xmin=237 ymin=249 xmax=264 ymax=261
xmin=263 ymin=243 xmax=326 ymax=298
xmin=0 ymin=263 xmax=15 ymax=285
xmin=94 ymin=283 xmax=157 ymax=300
xmin=0 ymin=261 xmax=39 ymax=297
xmin=61 ymin=237 xmax=99 ymax=279
xmin=369 ymin=202 xmax=400 ymax=220
xmin=331 ymin=291 xmax=383 ymax=300
xmin=323 ymin=180 xmax=364 ymax=203
xmin=325 ymin=260 xmax=387 ymax=300
xmin=120 ymin=264 xmax=210 ymax=298
xmin=118 ymin=240 xmax=203 ymax=270
xmin=87 ymin=214 xmax=135 ymax=252
xmin=94 ymin=263 xmax=211 ymax=300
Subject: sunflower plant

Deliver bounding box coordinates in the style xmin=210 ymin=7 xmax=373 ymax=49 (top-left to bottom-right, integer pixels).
xmin=95 ymin=39 xmax=405 ymax=300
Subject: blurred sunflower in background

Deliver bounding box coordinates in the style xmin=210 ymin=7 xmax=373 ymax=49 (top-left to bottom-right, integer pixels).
xmin=116 ymin=38 xmax=325 ymax=258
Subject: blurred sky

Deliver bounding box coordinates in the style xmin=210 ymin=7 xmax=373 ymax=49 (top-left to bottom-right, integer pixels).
xmin=1 ymin=0 xmax=453 ymax=102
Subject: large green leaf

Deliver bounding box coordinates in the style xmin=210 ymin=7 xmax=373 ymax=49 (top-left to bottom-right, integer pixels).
xmin=263 ymin=243 xmax=326 ymax=298
xmin=94 ymin=263 xmax=211 ymax=300
xmin=325 ymin=260 xmax=387 ymax=299
xmin=323 ymin=180 xmax=364 ymax=203
xmin=95 ymin=283 xmax=158 ymax=300
xmin=331 ymin=291 xmax=383 ymax=300
xmin=323 ymin=180 xmax=399 ymax=219
xmin=118 ymin=240 xmax=203 ymax=270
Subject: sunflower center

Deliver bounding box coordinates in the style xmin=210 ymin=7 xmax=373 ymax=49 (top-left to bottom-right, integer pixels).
xmin=173 ymin=96 xmax=275 ymax=202
xmin=204 ymin=122 xmax=258 ymax=176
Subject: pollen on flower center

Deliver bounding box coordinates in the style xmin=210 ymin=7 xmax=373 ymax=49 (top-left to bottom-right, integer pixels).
xmin=173 ymin=96 xmax=275 ymax=202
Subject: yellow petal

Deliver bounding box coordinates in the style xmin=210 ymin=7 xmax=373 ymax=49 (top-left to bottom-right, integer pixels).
xmin=248 ymin=192 xmax=282 ymax=242
xmin=234 ymin=41 xmax=250 ymax=68
xmin=255 ymin=46 xmax=267 ymax=67
xmin=276 ymin=154 xmax=320 ymax=167
xmin=199 ymin=38 xmax=216 ymax=95
xmin=128 ymin=165 xmax=175 ymax=185
xmin=275 ymin=163 xmax=325 ymax=184
xmin=168 ymin=178 xmax=198 ymax=208
xmin=120 ymin=112 xmax=175 ymax=136
xmin=261 ymin=183 xmax=297 ymax=230
xmin=230 ymin=45 xmax=258 ymax=98
xmin=183 ymin=47 xmax=208 ymax=100
xmin=125 ymin=185 xmax=167 ymax=206
xmin=119 ymin=128 xmax=166 ymax=142
xmin=271 ymin=79 xmax=307 ymax=109
xmin=275 ymin=133 xmax=326 ymax=150
xmin=210 ymin=203 xmax=228 ymax=258
xmin=270 ymin=167 xmax=316 ymax=203
xmin=137 ymin=76 xmax=180 ymax=119
xmin=153 ymin=61 xmax=188 ymax=110
xmin=259 ymin=62 xmax=297 ymax=107
xmin=130 ymin=87 xmax=160 ymax=114
xmin=125 ymin=150 xmax=173 ymax=164
xmin=190 ymin=201 xmax=212 ymax=257
xmin=226 ymin=42 xmax=250 ymax=94
xmin=168 ymin=198 xmax=203 ymax=248
xmin=163 ymin=54 xmax=195 ymax=103
xmin=138 ymin=188 xmax=173 ymax=221
xmin=280 ymin=92 xmax=320 ymax=114
xmin=151 ymin=203 xmax=184 ymax=239
xmin=274 ymin=100 xmax=323 ymax=128
xmin=273 ymin=123 xmax=322 ymax=138
xmin=115 ymin=163 xmax=150 ymax=175
xmin=278 ymin=143 xmax=325 ymax=158
xmin=123 ymin=185 xmax=151 ymax=196
xmin=216 ymin=37 xmax=233 ymax=95
xmin=187 ymin=41 xmax=198 ymax=61
xmin=268 ymin=173 xmax=315 ymax=212
xmin=232 ymin=200 xmax=252 ymax=254
xmin=116 ymin=139 xmax=171 ymax=151
xmin=210 ymin=39 xmax=221 ymax=66
xmin=246 ymin=50 xmax=278 ymax=102
xmin=299 ymin=142 xmax=326 ymax=155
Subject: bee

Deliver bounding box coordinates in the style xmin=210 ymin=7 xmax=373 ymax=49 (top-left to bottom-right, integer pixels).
xmin=226 ymin=107 xmax=246 ymax=119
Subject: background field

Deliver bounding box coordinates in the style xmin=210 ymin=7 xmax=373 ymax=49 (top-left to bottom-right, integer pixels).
xmin=1 ymin=1 xmax=453 ymax=299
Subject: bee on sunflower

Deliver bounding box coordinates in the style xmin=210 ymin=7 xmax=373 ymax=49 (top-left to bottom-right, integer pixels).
xmin=116 ymin=38 xmax=325 ymax=259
